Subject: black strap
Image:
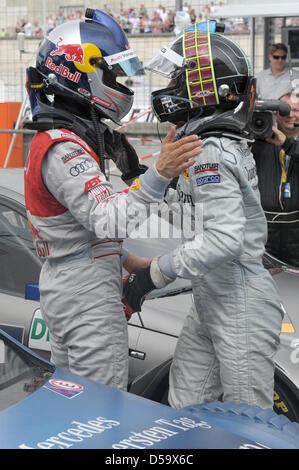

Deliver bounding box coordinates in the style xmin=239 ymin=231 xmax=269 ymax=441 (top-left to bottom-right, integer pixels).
xmin=24 ymin=113 xmax=147 ymax=184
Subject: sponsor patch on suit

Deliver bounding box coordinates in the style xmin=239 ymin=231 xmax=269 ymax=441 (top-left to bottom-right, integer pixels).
xmin=196 ymin=174 xmax=221 ymax=187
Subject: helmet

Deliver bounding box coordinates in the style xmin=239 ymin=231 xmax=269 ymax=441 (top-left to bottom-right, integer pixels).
xmin=146 ymin=22 xmax=253 ymax=125
xmin=33 ymin=9 xmax=144 ymax=122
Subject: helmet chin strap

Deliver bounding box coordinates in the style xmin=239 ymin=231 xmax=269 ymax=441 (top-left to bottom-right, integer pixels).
xmin=90 ymin=104 xmax=107 ymax=177
xmin=174 ymin=106 xmax=253 ymax=142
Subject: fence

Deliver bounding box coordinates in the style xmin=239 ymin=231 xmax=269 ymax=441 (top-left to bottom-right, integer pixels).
xmin=0 ymin=0 xmax=298 ymax=166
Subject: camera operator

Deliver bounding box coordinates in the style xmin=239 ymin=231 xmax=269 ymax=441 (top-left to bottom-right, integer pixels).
xmin=252 ymin=92 xmax=299 ymax=266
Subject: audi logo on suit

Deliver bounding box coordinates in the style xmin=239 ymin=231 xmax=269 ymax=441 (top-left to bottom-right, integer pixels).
xmin=69 ymin=160 xmax=94 ymax=176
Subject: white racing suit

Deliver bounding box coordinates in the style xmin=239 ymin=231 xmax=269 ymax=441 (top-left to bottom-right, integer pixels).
xmin=24 ymin=128 xmax=170 ymax=390
xmin=159 ymin=136 xmax=284 ymax=409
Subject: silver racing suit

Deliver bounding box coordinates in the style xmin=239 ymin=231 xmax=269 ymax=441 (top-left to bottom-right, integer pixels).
xmin=24 ymin=128 xmax=170 ymax=390
xmin=159 ymin=136 xmax=284 ymax=409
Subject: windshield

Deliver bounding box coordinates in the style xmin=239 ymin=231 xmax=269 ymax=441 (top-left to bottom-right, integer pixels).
xmin=0 ymin=331 xmax=54 ymax=411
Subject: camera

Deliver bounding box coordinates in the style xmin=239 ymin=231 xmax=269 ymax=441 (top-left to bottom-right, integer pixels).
xmin=250 ymin=111 xmax=275 ymax=139
xmin=249 ymin=100 xmax=291 ymax=139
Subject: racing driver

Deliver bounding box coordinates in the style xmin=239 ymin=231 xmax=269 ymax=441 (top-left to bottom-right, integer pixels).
xmin=123 ymin=22 xmax=284 ymax=409
xmin=24 ymin=9 xmax=202 ymax=390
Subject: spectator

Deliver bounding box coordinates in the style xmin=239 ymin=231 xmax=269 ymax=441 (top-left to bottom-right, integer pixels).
xmin=189 ymin=9 xmax=197 ymax=24
xmin=156 ymin=4 xmax=164 ymax=18
xmin=122 ymin=11 xmax=132 ymax=33
xmin=251 ymin=92 xmax=299 ymax=266
xmin=139 ymin=3 xmax=147 ymax=16
xmin=15 ymin=21 xmax=22 ymax=34
xmin=129 ymin=8 xmax=136 ymax=19
xmin=32 ymin=21 xmax=43 ymax=37
xmin=76 ymin=10 xmax=84 ymax=20
xmin=159 ymin=7 xmax=168 ymax=27
xmin=117 ymin=2 xmax=125 ymax=17
xmin=56 ymin=11 xmax=65 ymax=25
xmin=256 ymin=43 xmax=299 ymax=100
xmin=165 ymin=10 xmax=175 ymax=32
xmin=197 ymin=10 xmax=206 ymax=23
xmin=129 ymin=12 xmax=140 ymax=34
xmin=183 ymin=2 xmax=190 ymax=13
xmin=67 ymin=11 xmax=76 ymax=21
xmin=46 ymin=15 xmax=56 ymax=33
xmin=152 ymin=12 xmax=163 ymax=34
xmin=202 ymin=5 xmax=211 ymax=19
xmin=1 ymin=28 xmax=6 ymax=37
xmin=231 ymin=17 xmax=245 ymax=33
xmin=24 ymin=20 xmax=32 ymax=37
xmin=210 ymin=2 xmax=218 ymax=14
xmin=140 ymin=14 xmax=152 ymax=33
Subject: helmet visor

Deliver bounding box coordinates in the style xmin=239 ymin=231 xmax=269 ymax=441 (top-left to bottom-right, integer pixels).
xmin=145 ymin=46 xmax=185 ymax=79
xmin=103 ymin=49 xmax=145 ymax=77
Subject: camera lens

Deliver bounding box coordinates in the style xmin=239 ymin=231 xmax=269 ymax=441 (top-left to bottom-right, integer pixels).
xmin=254 ymin=118 xmax=264 ymax=129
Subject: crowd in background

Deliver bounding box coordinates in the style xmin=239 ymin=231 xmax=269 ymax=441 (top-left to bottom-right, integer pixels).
xmin=0 ymin=2 xmax=298 ymax=38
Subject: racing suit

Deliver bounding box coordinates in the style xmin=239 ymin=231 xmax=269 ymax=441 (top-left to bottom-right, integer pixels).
xmin=24 ymin=128 xmax=170 ymax=390
xmin=159 ymin=136 xmax=284 ymax=409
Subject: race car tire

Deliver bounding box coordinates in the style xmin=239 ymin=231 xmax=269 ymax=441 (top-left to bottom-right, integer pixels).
xmin=274 ymin=376 xmax=299 ymax=423
xmin=183 ymin=401 xmax=299 ymax=449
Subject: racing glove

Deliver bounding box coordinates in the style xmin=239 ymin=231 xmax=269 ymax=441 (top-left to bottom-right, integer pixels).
xmin=122 ymin=256 xmax=174 ymax=313
xmin=122 ymin=275 xmax=134 ymax=321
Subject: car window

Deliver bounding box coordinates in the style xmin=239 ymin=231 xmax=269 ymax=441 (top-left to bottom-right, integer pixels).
xmin=0 ymin=332 xmax=54 ymax=411
xmin=0 ymin=198 xmax=42 ymax=297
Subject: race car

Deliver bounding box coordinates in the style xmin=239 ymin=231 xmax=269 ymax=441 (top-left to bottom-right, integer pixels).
xmin=0 ymin=168 xmax=298 ymax=423
xmin=1 ymin=327 xmax=299 ymax=449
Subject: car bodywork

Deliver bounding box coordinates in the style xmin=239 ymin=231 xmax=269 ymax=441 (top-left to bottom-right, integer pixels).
xmin=1 ymin=327 xmax=299 ymax=449
xmin=0 ymin=168 xmax=298 ymax=423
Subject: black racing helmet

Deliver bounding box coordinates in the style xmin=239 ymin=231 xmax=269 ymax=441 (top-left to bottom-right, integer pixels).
xmin=146 ymin=22 xmax=254 ymax=124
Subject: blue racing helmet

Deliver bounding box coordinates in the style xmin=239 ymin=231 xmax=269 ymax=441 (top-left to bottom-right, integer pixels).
xmin=34 ymin=9 xmax=145 ymax=122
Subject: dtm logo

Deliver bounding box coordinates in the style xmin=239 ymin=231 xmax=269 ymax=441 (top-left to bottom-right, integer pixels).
xmin=45 ymin=379 xmax=84 ymax=399
xmin=50 ymin=37 xmax=84 ymax=65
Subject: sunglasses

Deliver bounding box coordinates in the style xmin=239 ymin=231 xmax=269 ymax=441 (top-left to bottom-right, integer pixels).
xmin=272 ymin=55 xmax=287 ymax=60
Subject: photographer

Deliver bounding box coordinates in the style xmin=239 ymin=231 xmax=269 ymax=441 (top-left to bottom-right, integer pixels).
xmin=252 ymin=92 xmax=299 ymax=266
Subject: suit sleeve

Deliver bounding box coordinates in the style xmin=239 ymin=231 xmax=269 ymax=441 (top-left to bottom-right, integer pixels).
xmin=159 ymin=140 xmax=246 ymax=279
xmin=42 ymin=140 xmax=170 ymax=239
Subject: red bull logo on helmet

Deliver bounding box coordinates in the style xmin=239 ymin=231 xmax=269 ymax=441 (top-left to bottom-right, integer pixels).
xmin=50 ymin=37 xmax=85 ymax=65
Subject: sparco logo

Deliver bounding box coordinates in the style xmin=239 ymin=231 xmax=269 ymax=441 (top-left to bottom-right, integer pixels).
xmin=70 ymin=160 xmax=94 ymax=176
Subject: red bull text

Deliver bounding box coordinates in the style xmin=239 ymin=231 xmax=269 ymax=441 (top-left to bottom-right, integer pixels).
xmin=45 ymin=57 xmax=81 ymax=83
